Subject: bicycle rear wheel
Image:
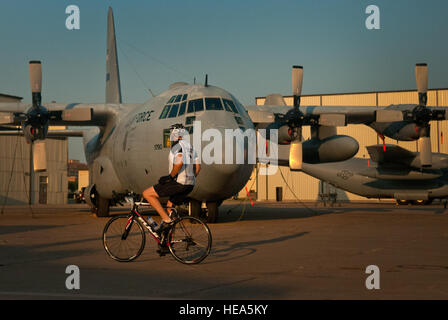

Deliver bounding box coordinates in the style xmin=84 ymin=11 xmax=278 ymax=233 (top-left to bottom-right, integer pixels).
xmin=103 ymin=215 xmax=146 ymax=262
xmin=168 ymin=216 xmax=212 ymax=264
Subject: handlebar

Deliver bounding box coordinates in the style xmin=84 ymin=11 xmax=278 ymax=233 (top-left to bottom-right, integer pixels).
xmin=112 ymin=190 xmax=150 ymax=208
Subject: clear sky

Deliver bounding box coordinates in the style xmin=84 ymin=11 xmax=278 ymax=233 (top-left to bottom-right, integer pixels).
xmin=1 ymin=0 xmax=448 ymax=161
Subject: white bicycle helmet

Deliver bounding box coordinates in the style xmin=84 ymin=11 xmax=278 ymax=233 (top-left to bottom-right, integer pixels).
xmin=170 ymin=123 xmax=188 ymax=142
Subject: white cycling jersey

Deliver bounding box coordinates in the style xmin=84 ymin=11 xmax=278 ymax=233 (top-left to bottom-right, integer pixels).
xmin=168 ymin=139 xmax=198 ymax=185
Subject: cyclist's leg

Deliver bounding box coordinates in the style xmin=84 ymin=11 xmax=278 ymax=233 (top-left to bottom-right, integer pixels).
xmin=166 ymin=200 xmax=174 ymax=216
xmin=142 ymin=187 xmax=172 ymax=223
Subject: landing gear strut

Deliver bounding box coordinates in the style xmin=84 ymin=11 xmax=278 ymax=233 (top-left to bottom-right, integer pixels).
xmin=94 ymin=195 xmax=111 ymax=217
xmin=189 ymin=199 xmax=220 ymax=223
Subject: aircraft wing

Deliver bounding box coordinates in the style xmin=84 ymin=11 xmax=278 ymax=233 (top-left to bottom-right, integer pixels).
xmin=0 ymin=102 xmax=137 ymax=126
xmin=246 ymin=104 xmax=448 ymax=127
xmin=0 ymin=126 xmax=84 ymax=137
xmin=246 ymin=104 xmax=403 ymax=126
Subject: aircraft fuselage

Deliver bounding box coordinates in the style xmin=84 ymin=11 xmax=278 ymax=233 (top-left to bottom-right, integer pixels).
xmin=84 ymin=84 xmax=255 ymax=203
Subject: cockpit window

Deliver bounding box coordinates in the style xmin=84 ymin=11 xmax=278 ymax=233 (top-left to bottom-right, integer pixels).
xmin=234 ymin=116 xmax=243 ymax=125
xmin=181 ymin=94 xmax=188 ymax=101
xmin=178 ymin=101 xmax=186 ymax=116
xmin=205 ymin=98 xmax=224 ymax=111
xmin=223 ymin=101 xmax=232 ymax=112
xmin=174 ymin=95 xmax=182 ymax=103
xmin=187 ymin=98 xmax=204 ymax=113
xmin=159 ymin=105 xmax=171 ymax=119
xmin=223 ymin=99 xmax=238 ymax=113
xmin=168 ymin=104 xmax=179 ymax=118
xmin=168 ymin=96 xmax=176 ymax=103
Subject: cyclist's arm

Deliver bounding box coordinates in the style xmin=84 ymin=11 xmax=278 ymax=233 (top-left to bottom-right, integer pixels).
xmin=170 ymin=153 xmax=183 ymax=178
xmin=194 ymin=160 xmax=201 ymax=176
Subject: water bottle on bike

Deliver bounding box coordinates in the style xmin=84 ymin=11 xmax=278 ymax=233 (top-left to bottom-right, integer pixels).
xmin=147 ymin=216 xmax=158 ymax=231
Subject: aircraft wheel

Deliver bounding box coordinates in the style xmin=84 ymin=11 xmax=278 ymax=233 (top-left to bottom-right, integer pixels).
xmin=204 ymin=201 xmax=219 ymax=224
xmin=412 ymin=199 xmax=433 ymax=206
xmin=396 ymin=199 xmax=410 ymax=205
xmin=95 ymin=196 xmax=111 ymax=217
xmin=189 ymin=199 xmax=202 ymax=218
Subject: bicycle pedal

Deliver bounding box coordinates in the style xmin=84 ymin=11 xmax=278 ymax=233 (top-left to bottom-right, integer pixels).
xmin=157 ymin=250 xmax=167 ymax=257
xmin=157 ymin=246 xmax=170 ymax=256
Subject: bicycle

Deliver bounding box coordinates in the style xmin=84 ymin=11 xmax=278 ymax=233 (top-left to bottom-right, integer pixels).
xmin=102 ymin=192 xmax=212 ymax=264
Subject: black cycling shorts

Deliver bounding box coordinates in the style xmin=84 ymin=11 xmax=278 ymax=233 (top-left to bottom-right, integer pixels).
xmin=154 ymin=180 xmax=194 ymax=205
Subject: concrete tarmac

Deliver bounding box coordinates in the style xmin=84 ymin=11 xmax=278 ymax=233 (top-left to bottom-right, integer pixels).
xmin=0 ymin=201 xmax=447 ymax=300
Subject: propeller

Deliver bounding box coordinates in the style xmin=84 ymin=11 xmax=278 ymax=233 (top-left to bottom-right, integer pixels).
xmin=289 ymin=65 xmax=304 ymax=170
xmin=29 ymin=61 xmax=43 ymax=108
xmin=415 ymin=63 xmax=428 ymax=107
xmin=414 ymin=63 xmax=432 ymax=167
xmin=27 ymin=61 xmax=48 ymax=171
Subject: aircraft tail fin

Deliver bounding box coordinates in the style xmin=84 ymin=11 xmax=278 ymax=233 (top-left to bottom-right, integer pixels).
xmin=106 ymin=7 xmax=122 ymax=103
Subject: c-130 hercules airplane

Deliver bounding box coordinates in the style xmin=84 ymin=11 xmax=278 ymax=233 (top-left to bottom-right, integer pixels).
xmin=2 ymin=7 xmax=448 ymax=222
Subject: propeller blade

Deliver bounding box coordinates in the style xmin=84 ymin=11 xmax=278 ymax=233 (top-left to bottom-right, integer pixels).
xmin=292 ymin=66 xmax=303 ymax=108
xmin=289 ymin=138 xmax=303 ymax=171
xmin=419 ymin=136 xmax=432 ymax=167
xmin=29 ymin=61 xmax=42 ymax=108
xmin=415 ymin=63 xmax=428 ymax=106
xmin=32 ymin=140 xmax=47 ymax=172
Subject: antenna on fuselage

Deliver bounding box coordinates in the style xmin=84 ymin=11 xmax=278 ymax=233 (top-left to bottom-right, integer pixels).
xmin=205 ymin=74 xmax=208 ymax=87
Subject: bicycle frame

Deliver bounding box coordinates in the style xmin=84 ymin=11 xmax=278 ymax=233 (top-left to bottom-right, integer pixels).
xmin=104 ymin=193 xmax=211 ymax=264
xmin=122 ymin=205 xmax=160 ymax=245
xmin=122 ymin=196 xmax=177 ymax=245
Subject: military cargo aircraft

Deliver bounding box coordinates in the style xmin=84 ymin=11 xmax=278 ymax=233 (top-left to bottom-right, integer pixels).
xmin=1 ymin=7 xmax=448 ymax=222
xmin=248 ymin=64 xmax=448 ymax=205
xmin=301 ymin=144 xmax=448 ymax=205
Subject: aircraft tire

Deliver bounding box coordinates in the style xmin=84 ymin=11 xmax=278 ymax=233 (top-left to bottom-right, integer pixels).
xmin=205 ymin=201 xmax=219 ymax=224
xmin=412 ymin=199 xmax=433 ymax=206
xmin=189 ymin=199 xmax=202 ymax=218
xmin=96 ymin=196 xmax=111 ymax=217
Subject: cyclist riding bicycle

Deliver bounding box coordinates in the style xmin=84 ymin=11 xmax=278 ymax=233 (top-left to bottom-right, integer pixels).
xmin=143 ymin=124 xmax=200 ymax=235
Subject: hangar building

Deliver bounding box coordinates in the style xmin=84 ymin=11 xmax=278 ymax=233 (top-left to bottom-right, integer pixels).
xmin=0 ymin=93 xmax=68 ymax=205
xmin=240 ymin=88 xmax=448 ymax=202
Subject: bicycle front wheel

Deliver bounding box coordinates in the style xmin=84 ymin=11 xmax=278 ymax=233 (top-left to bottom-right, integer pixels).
xmin=168 ymin=216 xmax=212 ymax=264
xmin=103 ymin=215 xmax=146 ymax=262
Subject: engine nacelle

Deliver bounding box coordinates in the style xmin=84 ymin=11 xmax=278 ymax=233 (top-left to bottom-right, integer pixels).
xmin=23 ymin=122 xmax=48 ymax=142
xmin=22 ymin=106 xmax=50 ymax=142
xmin=370 ymin=122 xmax=420 ymax=141
xmin=303 ymin=135 xmax=359 ymax=163
xmin=278 ymin=125 xmax=293 ymax=144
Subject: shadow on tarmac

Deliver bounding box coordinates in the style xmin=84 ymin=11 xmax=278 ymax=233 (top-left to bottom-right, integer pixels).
xmin=0 ymin=225 xmax=60 ymax=236
xmin=208 ymin=232 xmax=309 ymax=264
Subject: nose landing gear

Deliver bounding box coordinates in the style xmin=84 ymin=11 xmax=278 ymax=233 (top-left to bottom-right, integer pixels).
xmin=189 ymin=199 xmax=219 ymax=223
